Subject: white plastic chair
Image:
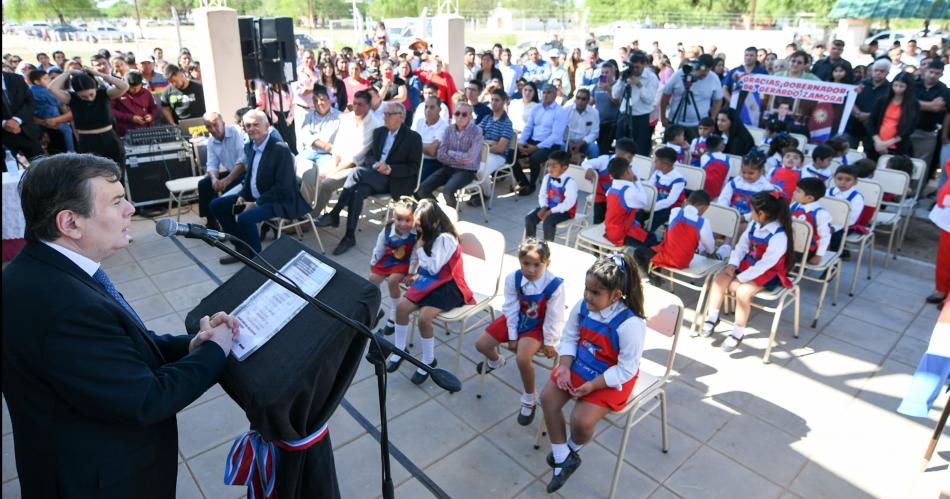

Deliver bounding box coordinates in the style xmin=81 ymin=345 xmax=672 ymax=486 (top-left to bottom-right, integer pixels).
xmin=672 ymin=163 xmax=706 ymax=191
xmin=747 ymin=126 xmax=766 ymax=145
xmin=719 ymin=219 xmax=812 ymax=363
xmin=474 ymin=243 xmax=596 ymax=398
xmin=876 ymin=155 xmax=927 ymax=254
xmin=801 ymin=197 xmax=851 ymax=328
xmin=456 ymin=144 xmax=491 ymax=222
xmin=725 ymin=154 xmax=744 ymax=180
xmin=408 ymin=221 xmax=505 ymax=374
xmin=845 ymin=149 xmax=866 ymax=165
xmin=263 ymin=167 xmax=325 ymax=253
xmin=533 ymin=284 xmax=686 ymax=499
xmin=549 ymin=165 xmax=595 ymax=246
xmin=631 ymin=154 xmax=653 ymax=181
xmin=650 ymin=204 xmax=740 ymax=334
xmin=868 ymin=168 xmax=910 ymax=268
xmin=847 ymin=180 xmax=883 ymax=296
xmin=789 ymin=132 xmax=808 ymax=148
xmin=575 ymin=184 xmax=657 ymax=258
xmin=490 ymin=131 xmax=519 ymax=205
xmin=164 ymin=175 xmax=205 ymax=220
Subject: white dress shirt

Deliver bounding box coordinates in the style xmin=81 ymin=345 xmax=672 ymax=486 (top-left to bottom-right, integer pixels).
xmin=411 ymin=233 xmax=459 ymax=275
xmin=43 ymin=241 xmax=100 ymax=275
xmin=649 ymin=168 xmax=686 ymax=211
xmin=501 ymin=269 xmax=566 ymax=345
xmin=827 ymin=185 xmax=864 ymax=228
xmin=412 ymin=101 xmax=449 ymax=128
xmin=611 ymin=69 xmax=660 ymax=116
xmin=610 ymin=178 xmax=649 ymax=209
xmin=538 ymin=173 xmax=579 ymax=214
xmin=566 ymin=105 xmax=600 ymax=145
xmin=557 ymin=299 xmax=646 ymax=390
xmin=249 ymin=133 xmax=271 ymax=199
xmin=729 ymin=221 xmax=789 ymax=283
xmin=332 ymin=111 xmax=381 ymax=168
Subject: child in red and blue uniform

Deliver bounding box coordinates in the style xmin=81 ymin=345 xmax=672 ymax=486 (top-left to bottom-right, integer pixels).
xmin=702 ymin=191 xmax=795 ymax=351
xmin=790 ymin=177 xmax=832 ymax=265
xmin=525 ymin=151 xmax=578 ymax=241
xmin=717 ymin=151 xmax=779 ymax=224
xmin=539 ymin=253 xmax=647 ymax=493
xmin=369 ymin=199 xmax=418 ymax=335
xmin=769 ymin=147 xmax=804 ymax=201
xmin=581 ymin=138 xmax=638 ymax=224
xmin=700 ymin=135 xmax=730 ymax=199
xmin=476 ymin=239 xmax=565 ymax=425
xmin=826 ymin=165 xmax=868 ymax=258
xmin=646 ymin=146 xmax=686 ymax=231
xmin=663 ymin=124 xmax=690 ymax=165
xmin=388 ymin=199 xmax=475 ymax=385
xmin=603 ymin=157 xmax=654 ymax=249
xmin=689 ymin=117 xmax=715 ymax=167
xmin=802 ymin=143 xmax=836 ymax=183
xmin=634 ymin=190 xmax=720 ymax=272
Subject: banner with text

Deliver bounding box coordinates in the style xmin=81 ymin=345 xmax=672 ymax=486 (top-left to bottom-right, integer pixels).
xmin=730 ymin=74 xmax=858 ymax=144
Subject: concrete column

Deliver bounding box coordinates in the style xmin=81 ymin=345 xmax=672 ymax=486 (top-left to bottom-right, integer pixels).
xmin=432 ymin=14 xmax=466 ymax=87
xmin=836 ymin=18 xmax=871 ymax=62
xmin=194 ymin=7 xmax=247 ymax=122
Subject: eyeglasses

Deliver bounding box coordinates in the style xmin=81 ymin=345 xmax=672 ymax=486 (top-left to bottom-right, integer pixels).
xmin=790 ymin=59 xmax=805 ymax=65
xmin=454 ymin=112 xmax=470 ymax=117
xmin=384 ymin=112 xmax=402 ymax=116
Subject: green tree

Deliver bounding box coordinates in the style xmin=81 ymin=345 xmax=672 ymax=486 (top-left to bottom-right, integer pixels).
xmin=4 ymin=0 xmax=101 ymax=24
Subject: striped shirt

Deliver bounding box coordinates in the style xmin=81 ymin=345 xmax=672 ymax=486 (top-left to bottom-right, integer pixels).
xmin=436 ymin=122 xmax=484 ymax=172
xmin=479 ymin=112 xmax=514 ymax=144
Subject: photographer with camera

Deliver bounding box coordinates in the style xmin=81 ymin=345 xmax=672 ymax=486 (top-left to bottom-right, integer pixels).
xmin=660 ymin=54 xmax=723 ymax=142
xmin=612 ymin=50 xmax=659 ymax=157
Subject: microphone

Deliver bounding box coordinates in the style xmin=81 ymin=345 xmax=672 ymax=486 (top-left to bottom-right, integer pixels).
xmin=155 ymin=218 xmax=230 ymax=241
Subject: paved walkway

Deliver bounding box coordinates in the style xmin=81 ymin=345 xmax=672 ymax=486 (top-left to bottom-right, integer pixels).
xmin=2 ymin=191 xmax=948 ymax=499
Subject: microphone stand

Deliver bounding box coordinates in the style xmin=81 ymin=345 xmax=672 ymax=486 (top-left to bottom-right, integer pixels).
xmin=199 ymin=236 xmax=461 ymax=499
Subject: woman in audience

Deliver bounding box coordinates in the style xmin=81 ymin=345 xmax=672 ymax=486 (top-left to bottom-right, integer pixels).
xmin=47 ymin=67 xmax=128 ymax=169
xmin=319 ymin=59 xmax=347 ymax=112
xmin=868 ymin=72 xmax=919 ymax=158
xmin=508 ymin=80 xmax=539 ymax=133
xmin=716 ymin=108 xmax=757 ymax=156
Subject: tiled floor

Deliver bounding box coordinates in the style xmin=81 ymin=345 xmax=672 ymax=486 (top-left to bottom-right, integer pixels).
xmin=2 ymin=190 xmax=948 ymax=499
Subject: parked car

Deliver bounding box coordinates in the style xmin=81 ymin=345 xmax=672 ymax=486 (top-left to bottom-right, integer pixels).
xmin=294 ymin=33 xmax=319 ymax=51
xmin=21 ymin=22 xmax=50 ymax=37
xmin=83 ymin=26 xmax=135 ymax=43
xmin=50 ymin=24 xmax=82 ymax=41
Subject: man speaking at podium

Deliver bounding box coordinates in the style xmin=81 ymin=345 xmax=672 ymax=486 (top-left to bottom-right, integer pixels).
xmin=2 ymin=153 xmax=238 ymax=498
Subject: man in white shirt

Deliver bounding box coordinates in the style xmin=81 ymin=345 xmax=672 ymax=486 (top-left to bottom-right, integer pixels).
xmin=411 ymin=82 xmax=449 ymax=129
xmin=295 ymin=86 xmax=341 ymax=216
xmin=661 ymin=54 xmax=723 ymax=141
xmin=313 ymin=90 xmax=380 ymax=216
xmin=411 ymin=95 xmax=448 ymax=181
xmin=565 ymin=88 xmax=600 ymax=160
xmin=612 ymin=51 xmax=659 ymax=156
xmin=199 ymin=111 xmax=246 ymax=230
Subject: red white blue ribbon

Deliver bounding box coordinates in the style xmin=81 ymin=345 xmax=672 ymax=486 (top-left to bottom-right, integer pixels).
xmin=224 ymin=423 xmax=329 ymax=498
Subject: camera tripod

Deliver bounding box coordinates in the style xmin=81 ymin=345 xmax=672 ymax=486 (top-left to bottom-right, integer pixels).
xmin=670 ymin=75 xmax=702 ymax=128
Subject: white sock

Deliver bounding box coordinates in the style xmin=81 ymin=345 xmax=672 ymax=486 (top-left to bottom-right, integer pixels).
xmin=520 ymin=392 xmax=536 ymax=416
xmin=730 ymin=326 xmax=745 ymax=340
xmin=551 ymin=442 xmax=569 ymax=475
xmin=418 ymin=337 xmax=435 ymax=374
xmin=521 ymin=391 xmax=536 ymax=405
xmin=386 ymin=295 xmax=398 ymax=324
xmin=567 ymin=437 xmax=584 ymax=453
xmin=487 ymin=356 xmax=505 ymax=369
xmin=388 ymin=324 xmax=408 ymax=363
xmin=707 ymin=309 xmax=720 ymax=323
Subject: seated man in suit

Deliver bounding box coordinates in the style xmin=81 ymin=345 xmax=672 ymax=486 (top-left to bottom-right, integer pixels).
xmin=317 ymin=101 xmax=422 ymax=255
xmin=210 ymin=109 xmax=310 ymax=263
xmin=3 ymin=70 xmax=44 ymax=163
xmin=2 ymin=153 xmax=238 ymax=498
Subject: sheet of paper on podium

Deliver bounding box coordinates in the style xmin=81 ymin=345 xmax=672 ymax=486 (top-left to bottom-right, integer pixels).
xmin=230 ymin=251 xmax=336 ymax=361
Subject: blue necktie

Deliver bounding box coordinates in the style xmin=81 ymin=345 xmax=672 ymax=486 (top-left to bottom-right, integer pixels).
xmin=93 ymin=268 xmax=146 ymax=330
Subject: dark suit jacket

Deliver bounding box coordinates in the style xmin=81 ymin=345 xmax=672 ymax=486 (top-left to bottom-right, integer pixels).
xmin=362 ymin=124 xmax=422 ymax=198
xmin=2 ymin=72 xmax=40 ymax=146
xmin=1 ymin=242 xmax=227 ymax=499
xmin=242 ymin=134 xmax=311 ymax=219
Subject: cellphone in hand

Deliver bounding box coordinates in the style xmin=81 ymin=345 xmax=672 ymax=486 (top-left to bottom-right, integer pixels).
xmin=599 ymin=73 xmax=608 ymax=85
xmin=232 ymin=203 xmax=246 ymax=216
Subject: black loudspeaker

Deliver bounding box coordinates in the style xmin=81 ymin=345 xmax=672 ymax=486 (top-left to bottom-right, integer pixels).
xmin=257 ymin=17 xmax=296 ymax=84
xmin=237 ymin=16 xmax=260 ymax=81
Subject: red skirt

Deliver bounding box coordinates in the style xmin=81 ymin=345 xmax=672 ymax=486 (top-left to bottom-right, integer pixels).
xmin=485 ymin=315 xmax=543 ymax=343
xmin=371 ymin=259 xmax=410 ymax=276
xmin=549 ymin=369 xmax=638 ymax=411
